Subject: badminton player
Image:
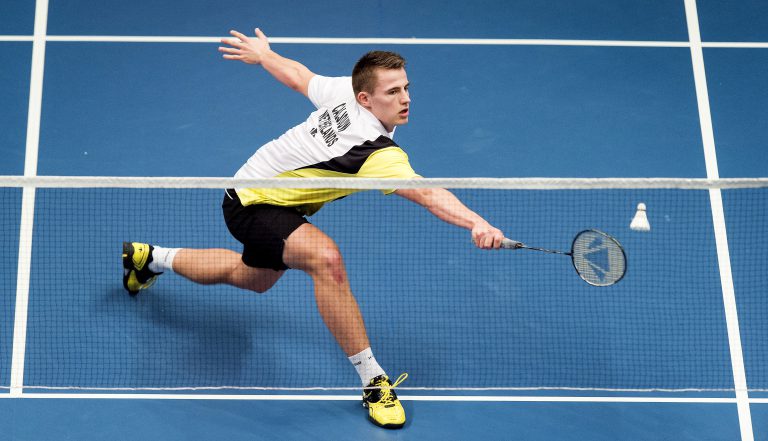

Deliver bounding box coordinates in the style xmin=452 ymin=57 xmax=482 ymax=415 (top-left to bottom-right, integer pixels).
xmin=122 ymin=28 xmax=505 ymax=429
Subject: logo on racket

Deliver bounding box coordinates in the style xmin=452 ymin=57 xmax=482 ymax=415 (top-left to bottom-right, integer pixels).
xmin=582 ymin=236 xmax=611 ymax=282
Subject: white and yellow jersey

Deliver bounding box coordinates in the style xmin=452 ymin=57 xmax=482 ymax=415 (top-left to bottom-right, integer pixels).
xmin=234 ymin=75 xmax=419 ymax=215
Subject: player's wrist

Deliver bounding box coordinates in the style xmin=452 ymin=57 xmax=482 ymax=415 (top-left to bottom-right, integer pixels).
xmin=259 ymin=49 xmax=279 ymax=65
xmin=469 ymin=218 xmax=489 ymax=231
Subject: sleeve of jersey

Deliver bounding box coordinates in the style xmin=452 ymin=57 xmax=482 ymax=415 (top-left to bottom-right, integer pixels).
xmin=308 ymin=75 xmax=354 ymax=109
xmin=357 ymin=147 xmax=421 ymax=195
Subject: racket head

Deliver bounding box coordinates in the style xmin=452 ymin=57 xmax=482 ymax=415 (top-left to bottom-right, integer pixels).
xmin=570 ymin=229 xmax=626 ymax=286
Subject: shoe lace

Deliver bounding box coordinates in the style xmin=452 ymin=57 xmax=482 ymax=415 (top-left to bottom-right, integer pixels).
xmin=375 ymin=373 xmax=408 ymax=405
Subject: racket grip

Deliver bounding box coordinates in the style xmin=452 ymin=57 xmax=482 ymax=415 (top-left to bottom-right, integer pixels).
xmin=501 ymin=238 xmax=524 ymax=249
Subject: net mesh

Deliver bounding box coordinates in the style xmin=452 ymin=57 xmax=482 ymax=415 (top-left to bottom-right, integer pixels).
xmin=1 ymin=177 xmax=766 ymax=392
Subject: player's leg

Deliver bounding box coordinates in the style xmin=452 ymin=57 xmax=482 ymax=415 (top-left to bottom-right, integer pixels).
xmin=171 ymin=248 xmax=283 ymax=293
xmin=282 ymin=223 xmax=369 ymax=356
xmin=122 ymin=243 xmax=284 ymax=294
xmin=282 ymin=224 xmax=407 ymax=429
xmin=122 ymin=191 xmax=291 ymax=296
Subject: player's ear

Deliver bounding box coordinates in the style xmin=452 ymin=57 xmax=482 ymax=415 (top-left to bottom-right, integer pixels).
xmin=356 ymin=91 xmax=371 ymax=108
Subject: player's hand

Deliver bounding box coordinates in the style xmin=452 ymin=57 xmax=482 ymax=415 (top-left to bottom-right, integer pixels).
xmin=219 ymin=28 xmax=271 ymax=64
xmin=471 ymin=221 xmax=505 ymax=249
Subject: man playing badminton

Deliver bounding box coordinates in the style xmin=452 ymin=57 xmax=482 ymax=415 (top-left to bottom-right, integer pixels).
xmin=122 ymin=28 xmax=505 ymax=429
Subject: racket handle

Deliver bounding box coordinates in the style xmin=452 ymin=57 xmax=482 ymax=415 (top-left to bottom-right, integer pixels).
xmin=501 ymin=238 xmax=525 ymax=249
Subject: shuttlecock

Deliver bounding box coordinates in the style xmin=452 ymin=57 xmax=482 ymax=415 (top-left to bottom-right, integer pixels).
xmin=630 ymin=202 xmax=650 ymax=232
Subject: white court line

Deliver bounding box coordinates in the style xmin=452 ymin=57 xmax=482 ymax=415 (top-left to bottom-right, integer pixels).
xmin=43 ymin=36 xmax=691 ymax=47
xmin=10 ymin=0 xmax=48 ymax=398
xmin=0 ymin=35 xmax=33 ymax=41
xmin=0 ymin=34 xmax=766 ymax=47
xmin=1 ymin=35 xmax=767 ymax=48
xmin=684 ymin=1 xmax=753 ymax=441
xmin=703 ymin=42 xmax=768 ymax=49
xmin=0 ymin=393 xmax=739 ymax=403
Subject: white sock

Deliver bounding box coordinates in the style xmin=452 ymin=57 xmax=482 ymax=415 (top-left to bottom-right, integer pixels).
xmin=149 ymin=246 xmax=180 ymax=273
xmin=348 ymin=347 xmax=386 ymax=385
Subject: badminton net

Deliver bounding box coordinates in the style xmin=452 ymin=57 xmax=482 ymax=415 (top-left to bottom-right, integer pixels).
xmin=1 ymin=176 xmax=766 ymax=392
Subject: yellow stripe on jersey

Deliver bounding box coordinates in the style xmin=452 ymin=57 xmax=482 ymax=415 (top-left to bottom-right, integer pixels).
xmin=236 ymin=147 xmax=420 ymax=215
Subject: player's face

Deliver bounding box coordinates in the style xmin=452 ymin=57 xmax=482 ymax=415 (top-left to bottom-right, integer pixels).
xmin=365 ymin=68 xmax=410 ymax=132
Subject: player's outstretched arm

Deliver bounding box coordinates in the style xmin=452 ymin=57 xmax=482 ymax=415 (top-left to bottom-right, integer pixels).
xmin=219 ymin=28 xmax=315 ymax=97
xmin=395 ymin=188 xmax=505 ymax=249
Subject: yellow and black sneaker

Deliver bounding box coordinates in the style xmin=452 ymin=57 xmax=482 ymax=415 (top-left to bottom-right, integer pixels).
xmin=122 ymin=242 xmax=161 ymax=296
xmin=362 ymin=373 xmax=408 ymax=429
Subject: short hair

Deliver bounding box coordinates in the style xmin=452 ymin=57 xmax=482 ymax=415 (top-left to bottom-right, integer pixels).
xmin=352 ymin=51 xmax=407 ymax=96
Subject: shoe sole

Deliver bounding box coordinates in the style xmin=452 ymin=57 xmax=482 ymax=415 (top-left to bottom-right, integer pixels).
xmin=368 ymin=418 xmax=405 ymax=429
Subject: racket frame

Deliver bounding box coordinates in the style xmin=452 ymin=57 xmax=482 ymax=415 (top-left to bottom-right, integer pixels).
xmin=501 ymin=229 xmax=627 ymax=286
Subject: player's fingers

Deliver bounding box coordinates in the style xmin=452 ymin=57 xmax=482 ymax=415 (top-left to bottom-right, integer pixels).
xmin=222 ymin=54 xmax=244 ymax=60
xmin=472 ymin=232 xmax=485 ymax=249
xmin=221 ymin=38 xmax=244 ymax=49
xmin=229 ymin=30 xmax=249 ymax=43
xmin=472 ymin=232 xmax=483 ymax=248
xmin=230 ymin=29 xmax=247 ymax=39
xmin=218 ymin=47 xmax=241 ymax=54
xmin=255 ymin=27 xmax=268 ymax=40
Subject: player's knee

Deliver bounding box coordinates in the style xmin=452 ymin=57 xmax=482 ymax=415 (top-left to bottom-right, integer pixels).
xmin=317 ymin=246 xmax=344 ymax=271
xmin=314 ymin=246 xmax=346 ymax=284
